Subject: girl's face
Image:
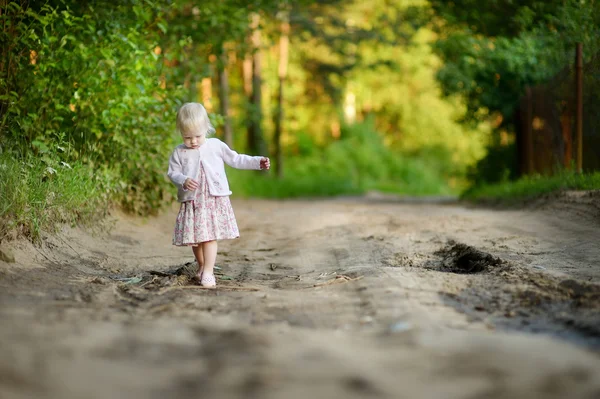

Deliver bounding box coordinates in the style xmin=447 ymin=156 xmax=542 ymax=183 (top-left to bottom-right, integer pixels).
xmin=182 ymin=131 xmax=205 ymax=149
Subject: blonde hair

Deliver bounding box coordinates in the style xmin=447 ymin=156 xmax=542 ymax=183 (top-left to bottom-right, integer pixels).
xmin=176 ymin=102 xmax=216 ymax=136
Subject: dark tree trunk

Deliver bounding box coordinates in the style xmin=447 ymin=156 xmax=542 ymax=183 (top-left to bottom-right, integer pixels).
xmin=247 ymin=13 xmax=265 ymax=155
xmin=274 ymin=20 xmax=289 ymax=178
xmin=217 ymin=47 xmax=232 ymax=147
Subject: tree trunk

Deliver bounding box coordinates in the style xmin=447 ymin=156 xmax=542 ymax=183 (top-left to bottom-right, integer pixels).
xmin=242 ymin=54 xmax=252 ymax=98
xmin=217 ymin=48 xmax=232 ymax=146
xmin=247 ymin=13 xmax=265 ymax=155
xmin=242 ymin=52 xmax=252 ymax=150
xmin=201 ymin=55 xmax=216 ymax=113
xmin=201 ymin=76 xmax=213 ymax=112
xmin=274 ymin=20 xmax=290 ymax=178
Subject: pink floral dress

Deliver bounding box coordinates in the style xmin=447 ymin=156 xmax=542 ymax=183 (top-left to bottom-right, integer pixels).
xmin=172 ymin=163 xmax=239 ymax=246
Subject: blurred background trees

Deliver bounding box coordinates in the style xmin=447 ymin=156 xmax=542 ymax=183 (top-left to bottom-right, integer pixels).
xmin=1 ymin=0 xmax=598 ymax=230
xmin=430 ymin=0 xmax=600 ymax=183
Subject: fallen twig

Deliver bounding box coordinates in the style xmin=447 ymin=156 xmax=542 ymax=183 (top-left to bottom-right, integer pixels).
xmin=139 ymin=276 xmax=160 ymax=288
xmin=311 ymin=275 xmax=364 ymax=288
xmin=56 ymin=233 xmax=81 ymax=257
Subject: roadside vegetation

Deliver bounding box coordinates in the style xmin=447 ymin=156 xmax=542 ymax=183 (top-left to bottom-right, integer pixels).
xmin=462 ymin=171 xmax=600 ymax=204
xmin=1 ymin=0 xmax=597 ymax=241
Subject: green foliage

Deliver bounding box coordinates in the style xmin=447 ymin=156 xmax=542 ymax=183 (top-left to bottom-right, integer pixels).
xmin=0 ymin=0 xmax=514 ymax=242
xmin=286 ymin=0 xmax=429 ymax=107
xmin=0 ymin=153 xmax=115 ymax=242
xmin=462 ymin=170 xmax=600 ymax=203
xmin=432 ymin=0 xmax=600 ymax=125
xmin=434 ymin=33 xmax=551 ymax=122
xmin=467 ymin=142 xmax=518 ymax=186
xmin=227 ymin=120 xmax=453 ymax=198
xmin=346 ymin=27 xmax=489 ymax=179
xmin=0 ymin=0 xmax=296 ymax=240
xmin=429 ymin=0 xmax=567 ymax=38
xmin=254 ymin=0 xmax=488 ymax=193
xmin=430 ymin=0 xmax=600 ymax=187
xmin=1 ymin=1 xmax=185 ymax=215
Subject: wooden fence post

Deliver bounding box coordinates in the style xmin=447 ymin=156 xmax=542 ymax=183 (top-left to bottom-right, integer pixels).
xmin=525 ymin=86 xmax=534 ymax=174
xmin=575 ymin=43 xmax=583 ymax=173
xmin=561 ymin=105 xmax=572 ymax=168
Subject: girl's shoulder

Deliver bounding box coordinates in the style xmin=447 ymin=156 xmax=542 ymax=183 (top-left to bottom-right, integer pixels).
xmin=206 ymin=138 xmax=226 ymax=152
xmin=171 ymin=144 xmax=187 ymax=155
xmin=206 ymin=138 xmax=224 ymax=146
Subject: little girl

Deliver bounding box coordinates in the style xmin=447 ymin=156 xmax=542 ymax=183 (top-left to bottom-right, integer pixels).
xmin=167 ymin=102 xmax=270 ymax=288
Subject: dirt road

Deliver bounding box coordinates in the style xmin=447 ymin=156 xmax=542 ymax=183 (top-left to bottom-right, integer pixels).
xmin=1 ymin=192 xmax=600 ymax=399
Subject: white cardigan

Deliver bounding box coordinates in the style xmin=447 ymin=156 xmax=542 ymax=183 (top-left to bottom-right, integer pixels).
xmin=167 ymin=138 xmax=263 ymax=202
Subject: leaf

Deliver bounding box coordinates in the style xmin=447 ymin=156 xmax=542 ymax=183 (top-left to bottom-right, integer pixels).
xmin=8 ymin=2 xmax=21 ymax=12
xmin=32 ymin=140 xmax=49 ymax=153
xmin=45 ymin=166 xmax=57 ymax=175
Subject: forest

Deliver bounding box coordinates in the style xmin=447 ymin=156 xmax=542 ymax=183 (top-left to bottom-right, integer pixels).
xmin=1 ymin=0 xmax=599 ymax=240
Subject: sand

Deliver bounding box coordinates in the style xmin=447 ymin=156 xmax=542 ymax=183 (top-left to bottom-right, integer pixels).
xmin=1 ymin=191 xmax=599 ymax=399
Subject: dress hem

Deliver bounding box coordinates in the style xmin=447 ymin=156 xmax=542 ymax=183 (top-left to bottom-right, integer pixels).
xmin=172 ymin=235 xmax=240 ymax=246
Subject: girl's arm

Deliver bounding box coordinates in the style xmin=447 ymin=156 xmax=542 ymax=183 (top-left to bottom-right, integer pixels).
xmin=220 ymin=140 xmax=263 ymax=170
xmin=167 ymin=148 xmax=188 ymax=187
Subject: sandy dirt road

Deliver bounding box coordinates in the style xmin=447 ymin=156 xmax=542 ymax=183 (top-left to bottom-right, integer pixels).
xmin=1 ymin=192 xmax=599 ymax=399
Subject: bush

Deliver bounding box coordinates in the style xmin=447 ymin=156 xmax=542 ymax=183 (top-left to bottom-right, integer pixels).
xmin=468 ymin=142 xmax=519 ymax=187
xmin=1 ymin=1 xmax=184 ymax=216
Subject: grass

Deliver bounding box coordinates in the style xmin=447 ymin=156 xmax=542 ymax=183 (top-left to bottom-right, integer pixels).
xmin=227 ymin=166 xmax=454 ymax=199
xmin=227 ymin=129 xmax=455 ymax=199
xmin=462 ymin=170 xmax=600 ymax=203
xmin=227 ymin=169 xmax=363 ymax=198
xmin=0 ymin=154 xmax=115 ymax=242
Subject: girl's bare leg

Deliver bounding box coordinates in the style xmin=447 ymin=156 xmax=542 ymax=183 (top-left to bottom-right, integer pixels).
xmin=192 ymin=245 xmax=204 ymax=279
xmin=201 ymin=240 xmax=217 ymax=276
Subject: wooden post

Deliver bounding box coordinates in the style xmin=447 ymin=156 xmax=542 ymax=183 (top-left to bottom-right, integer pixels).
xmin=525 ymin=86 xmax=534 ymax=174
xmin=575 ymin=43 xmax=583 ymax=173
xmin=560 ymin=106 xmax=572 ymax=168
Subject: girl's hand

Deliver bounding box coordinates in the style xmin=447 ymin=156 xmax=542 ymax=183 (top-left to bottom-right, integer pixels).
xmin=260 ymin=157 xmax=270 ymax=170
xmin=183 ymin=178 xmax=199 ymax=190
